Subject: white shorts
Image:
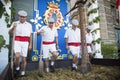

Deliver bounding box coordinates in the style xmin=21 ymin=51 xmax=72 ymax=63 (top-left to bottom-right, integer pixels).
xmin=69 ymin=46 xmax=81 ymax=58
xmin=42 ymin=44 xmax=57 ymax=58
xmin=14 ymin=41 xmax=29 ymax=57
xmin=87 ymin=46 xmax=92 ymax=53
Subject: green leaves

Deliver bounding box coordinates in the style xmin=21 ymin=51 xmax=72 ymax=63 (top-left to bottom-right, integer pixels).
xmin=0 ymin=35 xmax=6 ymax=51
xmin=92 ymin=38 xmax=101 ymax=45
xmin=87 ymin=8 xmax=99 ymax=16
xmin=91 ymin=28 xmax=100 ymax=34
xmin=0 ymin=1 xmax=5 ymax=18
xmin=88 ymin=16 xmax=100 ymax=26
xmin=0 ymin=1 xmax=12 ymax=28
xmin=101 ymin=44 xmax=118 ymax=59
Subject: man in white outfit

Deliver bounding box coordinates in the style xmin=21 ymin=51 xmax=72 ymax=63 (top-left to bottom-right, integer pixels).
xmin=64 ymin=19 xmax=81 ymax=71
xmin=9 ymin=10 xmax=33 ymax=76
xmin=85 ymin=27 xmax=93 ymax=61
xmin=37 ymin=16 xmax=59 ymax=72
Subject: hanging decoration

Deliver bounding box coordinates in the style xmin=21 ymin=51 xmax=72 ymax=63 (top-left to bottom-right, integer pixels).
xmin=44 ymin=1 xmax=64 ymax=29
xmin=87 ymin=0 xmax=103 ymax=58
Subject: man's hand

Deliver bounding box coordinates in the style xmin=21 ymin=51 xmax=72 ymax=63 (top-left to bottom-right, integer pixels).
xmin=66 ymin=44 xmax=69 ymax=50
xmin=40 ymin=29 xmax=44 ymax=33
xmin=37 ymin=29 xmax=44 ymax=35
xmin=56 ymin=44 xmax=59 ymax=49
xmin=56 ymin=44 xmax=61 ymax=52
xmin=28 ymin=44 xmax=32 ymax=50
xmin=12 ymin=22 xmax=17 ymax=30
xmin=9 ymin=22 xmax=17 ymax=34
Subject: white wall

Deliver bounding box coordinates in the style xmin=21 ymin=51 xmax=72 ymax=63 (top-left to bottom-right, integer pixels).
xmin=0 ymin=0 xmax=11 ymax=74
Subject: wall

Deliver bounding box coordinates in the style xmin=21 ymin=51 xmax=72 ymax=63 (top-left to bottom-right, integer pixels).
xmin=0 ymin=0 xmax=11 ymax=74
xmin=98 ymin=0 xmax=117 ymax=44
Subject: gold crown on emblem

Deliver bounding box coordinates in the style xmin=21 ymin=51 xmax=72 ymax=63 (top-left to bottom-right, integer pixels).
xmin=48 ymin=1 xmax=59 ymax=9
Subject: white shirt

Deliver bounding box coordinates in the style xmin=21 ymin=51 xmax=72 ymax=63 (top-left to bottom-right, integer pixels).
xmin=64 ymin=27 xmax=81 ymax=43
xmin=10 ymin=21 xmax=32 ymax=37
xmin=40 ymin=26 xmax=58 ymax=42
xmin=86 ymin=33 xmax=93 ymax=43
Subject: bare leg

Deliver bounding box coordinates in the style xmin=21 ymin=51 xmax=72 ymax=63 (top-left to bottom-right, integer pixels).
xmin=72 ymin=54 xmax=78 ymax=71
xmin=73 ymin=54 xmax=78 ymax=65
xmin=44 ymin=58 xmax=49 ymax=72
xmin=21 ymin=56 xmax=27 ymax=71
xmin=51 ymin=51 xmax=58 ymax=62
xmin=88 ymin=53 xmax=93 ymax=62
xmin=87 ymin=53 xmax=92 ymax=71
xmin=50 ymin=51 xmax=58 ymax=72
xmin=20 ymin=56 xmax=27 ymax=76
xmin=14 ymin=52 xmax=20 ymax=69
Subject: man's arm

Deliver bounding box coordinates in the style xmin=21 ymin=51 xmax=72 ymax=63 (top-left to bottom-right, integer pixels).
xmin=65 ymin=38 xmax=69 ymax=50
xmin=55 ymin=36 xmax=58 ymax=46
xmin=9 ymin=22 xmax=17 ymax=34
xmin=9 ymin=27 xmax=14 ymax=34
xmin=37 ymin=29 xmax=44 ymax=35
xmin=28 ymin=33 xmax=32 ymax=50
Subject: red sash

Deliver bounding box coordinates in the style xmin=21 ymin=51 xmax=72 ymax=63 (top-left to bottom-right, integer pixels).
xmin=68 ymin=42 xmax=80 ymax=47
xmin=15 ymin=36 xmax=29 ymax=42
xmin=43 ymin=41 xmax=54 ymax=45
xmin=86 ymin=43 xmax=92 ymax=46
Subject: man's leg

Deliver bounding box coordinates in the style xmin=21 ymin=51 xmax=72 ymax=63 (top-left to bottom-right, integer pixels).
xmin=14 ymin=52 xmax=20 ymax=77
xmin=20 ymin=57 xmax=26 ymax=76
xmin=14 ymin=52 xmax=20 ymax=71
xmin=87 ymin=53 xmax=92 ymax=71
xmin=88 ymin=53 xmax=93 ymax=62
xmin=51 ymin=51 xmax=58 ymax=65
xmin=44 ymin=58 xmax=49 ymax=72
xmin=50 ymin=51 xmax=58 ymax=72
xmin=72 ymin=54 xmax=78 ymax=71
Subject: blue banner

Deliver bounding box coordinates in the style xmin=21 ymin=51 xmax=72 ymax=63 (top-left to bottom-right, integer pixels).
xmin=31 ymin=0 xmax=72 ymax=61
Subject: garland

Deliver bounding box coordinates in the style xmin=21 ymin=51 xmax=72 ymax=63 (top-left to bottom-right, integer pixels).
xmin=91 ymin=27 xmax=100 ymax=34
xmin=0 ymin=1 xmax=5 ymax=18
xmin=87 ymin=0 xmax=101 ymax=46
xmin=87 ymin=0 xmax=96 ymax=7
xmin=4 ymin=12 xmax=11 ymax=27
xmin=0 ymin=0 xmax=15 ymax=28
xmin=92 ymin=38 xmax=101 ymax=45
xmin=87 ymin=7 xmax=98 ymax=16
xmin=88 ymin=16 xmax=100 ymax=25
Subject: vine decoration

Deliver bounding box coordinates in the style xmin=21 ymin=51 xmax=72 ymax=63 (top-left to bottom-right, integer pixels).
xmin=87 ymin=0 xmax=101 ymax=55
xmin=87 ymin=0 xmax=96 ymax=7
xmin=87 ymin=0 xmax=100 ymax=26
xmin=91 ymin=28 xmax=100 ymax=34
xmin=87 ymin=0 xmax=101 ymax=45
xmin=0 ymin=1 xmax=5 ymax=18
xmin=88 ymin=16 xmax=100 ymax=25
xmin=0 ymin=0 xmax=15 ymax=28
xmin=87 ymin=7 xmax=99 ymax=16
xmin=92 ymin=38 xmax=101 ymax=45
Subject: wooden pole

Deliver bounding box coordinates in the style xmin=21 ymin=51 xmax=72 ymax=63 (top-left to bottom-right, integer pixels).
xmin=78 ymin=2 xmax=88 ymax=74
xmin=65 ymin=0 xmax=91 ymax=74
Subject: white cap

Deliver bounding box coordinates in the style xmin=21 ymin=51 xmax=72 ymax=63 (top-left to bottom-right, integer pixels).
xmin=86 ymin=26 xmax=92 ymax=30
xmin=71 ymin=19 xmax=79 ymax=26
xmin=18 ymin=10 xmax=27 ymax=16
xmin=48 ymin=17 xmax=55 ymax=22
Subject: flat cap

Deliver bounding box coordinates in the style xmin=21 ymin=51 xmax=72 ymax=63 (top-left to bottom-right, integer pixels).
xmin=71 ymin=19 xmax=79 ymax=26
xmin=18 ymin=10 xmax=27 ymax=16
xmin=48 ymin=17 xmax=55 ymax=22
xmin=87 ymin=26 xmax=92 ymax=30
